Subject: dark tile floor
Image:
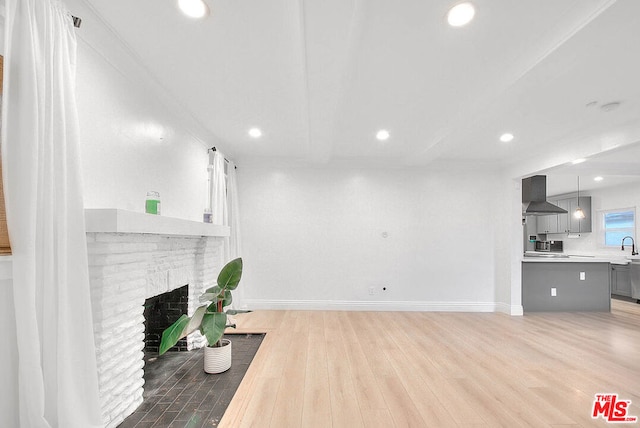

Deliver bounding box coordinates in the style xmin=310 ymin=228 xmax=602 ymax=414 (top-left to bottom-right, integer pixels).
xmin=119 ymin=333 xmax=265 ymax=428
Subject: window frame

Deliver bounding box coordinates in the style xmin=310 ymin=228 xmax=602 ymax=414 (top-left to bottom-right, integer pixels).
xmin=597 ymin=206 xmax=636 ymax=249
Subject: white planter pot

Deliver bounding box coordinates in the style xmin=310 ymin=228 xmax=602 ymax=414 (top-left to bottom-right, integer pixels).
xmin=203 ymin=339 xmax=232 ymax=374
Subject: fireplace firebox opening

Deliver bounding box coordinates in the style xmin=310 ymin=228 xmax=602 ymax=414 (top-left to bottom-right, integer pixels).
xmin=143 ymin=285 xmax=189 ymax=355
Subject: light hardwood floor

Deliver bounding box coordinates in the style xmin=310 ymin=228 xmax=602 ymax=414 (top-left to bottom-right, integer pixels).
xmin=220 ymin=300 xmax=640 ymax=427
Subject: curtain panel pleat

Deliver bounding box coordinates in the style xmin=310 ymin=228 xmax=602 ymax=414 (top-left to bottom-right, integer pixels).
xmin=208 ymin=152 xmax=244 ymax=308
xmin=1 ymin=0 xmax=104 ymax=426
xmin=209 ymin=151 xmax=227 ymax=226
xmin=225 ymin=161 xmax=244 ymax=308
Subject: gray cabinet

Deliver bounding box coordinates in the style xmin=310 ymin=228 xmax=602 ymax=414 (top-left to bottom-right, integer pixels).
xmin=536 ymin=213 xmax=558 ymax=234
xmin=611 ymin=263 xmax=632 ymax=297
xmin=568 ymin=196 xmax=591 ymax=233
xmin=522 ymin=261 xmax=611 ymax=312
xmin=536 ymin=196 xmax=591 ymax=235
xmin=557 ymin=199 xmax=569 ymax=233
xmin=536 ymin=198 xmax=560 ymax=234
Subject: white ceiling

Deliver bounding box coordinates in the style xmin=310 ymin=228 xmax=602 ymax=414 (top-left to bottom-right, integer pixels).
xmin=78 ymin=0 xmax=640 ymax=187
xmin=542 ymin=142 xmax=640 ymax=195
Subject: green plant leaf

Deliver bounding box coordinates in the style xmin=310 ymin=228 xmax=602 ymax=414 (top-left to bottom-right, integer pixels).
xmin=205 ymin=285 xmax=222 ymax=295
xmin=199 ymin=292 xmax=216 ymax=303
xmin=159 ymin=314 xmax=191 ymax=355
xmin=217 ymin=258 xmax=242 ymax=291
xmin=184 ymin=305 xmax=207 ymax=337
xmin=201 ymin=312 xmax=227 ymax=346
xmin=223 ymin=289 xmax=233 ymax=307
xmin=157 ymin=258 xmax=244 ymax=358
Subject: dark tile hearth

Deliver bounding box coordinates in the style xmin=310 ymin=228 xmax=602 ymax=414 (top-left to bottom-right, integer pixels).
xmin=119 ymin=333 xmax=264 ymax=428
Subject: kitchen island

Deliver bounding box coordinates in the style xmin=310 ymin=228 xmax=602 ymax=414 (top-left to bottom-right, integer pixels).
xmin=522 ymin=257 xmax=611 ymax=312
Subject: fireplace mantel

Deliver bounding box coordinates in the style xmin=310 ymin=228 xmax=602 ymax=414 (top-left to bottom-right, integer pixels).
xmin=85 ymin=208 xmax=230 ymax=237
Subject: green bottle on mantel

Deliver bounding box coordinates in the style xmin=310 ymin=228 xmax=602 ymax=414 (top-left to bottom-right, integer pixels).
xmin=145 ymin=191 xmax=161 ymax=215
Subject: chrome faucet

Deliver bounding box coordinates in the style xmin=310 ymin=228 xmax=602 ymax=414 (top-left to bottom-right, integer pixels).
xmin=621 ymin=236 xmax=638 ymax=256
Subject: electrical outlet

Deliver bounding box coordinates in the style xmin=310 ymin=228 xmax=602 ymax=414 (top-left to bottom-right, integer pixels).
xmin=368 ymin=286 xmax=375 ymax=295
xmin=580 ymin=272 xmax=586 ymax=280
xmin=551 ymin=287 xmax=557 ymax=297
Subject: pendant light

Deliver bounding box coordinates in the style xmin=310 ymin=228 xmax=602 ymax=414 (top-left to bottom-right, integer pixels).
xmin=574 ymin=176 xmax=586 ymax=219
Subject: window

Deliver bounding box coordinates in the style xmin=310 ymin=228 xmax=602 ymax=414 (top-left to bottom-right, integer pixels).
xmin=602 ymin=208 xmax=635 ymax=247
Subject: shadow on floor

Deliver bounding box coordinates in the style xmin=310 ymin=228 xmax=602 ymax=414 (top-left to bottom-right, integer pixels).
xmin=612 ymin=294 xmax=639 ymax=304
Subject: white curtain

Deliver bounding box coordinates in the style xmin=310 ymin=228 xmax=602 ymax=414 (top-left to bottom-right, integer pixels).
xmin=226 ymin=161 xmax=244 ymax=308
xmin=209 ymin=151 xmax=227 ymax=226
xmin=208 ymin=153 xmax=244 ymax=308
xmin=1 ymin=0 xmax=104 ymax=427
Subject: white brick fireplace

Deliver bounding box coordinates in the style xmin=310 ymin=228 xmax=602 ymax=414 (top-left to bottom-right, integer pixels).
xmin=85 ymin=209 xmax=230 ymax=428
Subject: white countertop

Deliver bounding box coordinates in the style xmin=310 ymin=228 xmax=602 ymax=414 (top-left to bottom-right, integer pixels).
xmin=522 ymin=257 xmax=613 ymax=263
xmin=523 ymin=251 xmax=636 ymax=264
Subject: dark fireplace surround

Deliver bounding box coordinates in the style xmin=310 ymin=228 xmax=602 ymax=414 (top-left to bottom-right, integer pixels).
xmin=144 ymin=285 xmax=189 ymax=354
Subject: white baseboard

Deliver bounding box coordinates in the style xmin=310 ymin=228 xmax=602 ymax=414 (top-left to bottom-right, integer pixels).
xmin=493 ymin=301 xmax=524 ymax=316
xmin=509 ymin=304 xmax=524 ymax=316
xmin=244 ymin=299 xmax=522 ymax=314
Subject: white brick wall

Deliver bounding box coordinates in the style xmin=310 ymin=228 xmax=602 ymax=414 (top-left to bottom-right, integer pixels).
xmin=87 ymin=233 xmax=224 ymax=428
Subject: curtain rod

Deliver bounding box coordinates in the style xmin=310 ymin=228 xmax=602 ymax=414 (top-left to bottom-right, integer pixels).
xmin=209 ymin=147 xmax=228 ymax=162
xmin=209 ymin=147 xmax=237 ymax=169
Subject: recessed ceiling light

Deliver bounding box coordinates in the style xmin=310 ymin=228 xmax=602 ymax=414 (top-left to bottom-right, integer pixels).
xmin=376 ymin=129 xmax=390 ymax=141
xmin=177 ymin=0 xmax=209 ymax=19
xmin=594 ymin=176 xmax=604 ymax=182
xmin=447 ymin=2 xmax=476 ymax=27
xmin=248 ymin=128 xmax=262 ymax=138
xmin=571 ymin=158 xmax=586 ymax=165
xmin=499 ymin=133 xmax=514 ymax=143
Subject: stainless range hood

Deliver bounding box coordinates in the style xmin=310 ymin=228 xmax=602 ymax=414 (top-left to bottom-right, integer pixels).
xmin=522 ymin=175 xmax=567 ymax=216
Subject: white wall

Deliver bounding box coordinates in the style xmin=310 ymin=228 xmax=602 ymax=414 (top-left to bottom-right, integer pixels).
xmin=492 ymin=176 xmax=524 ymax=314
xmin=71 ymin=41 xmax=521 ymax=312
xmin=74 ymin=30 xmax=211 ymax=222
xmin=238 ymin=164 xmax=514 ymax=312
xmin=2 ymin=9 xmax=209 ymax=221
xmin=60 ymin=1 xmax=524 ymax=313
xmin=559 ymin=180 xmax=640 ymax=256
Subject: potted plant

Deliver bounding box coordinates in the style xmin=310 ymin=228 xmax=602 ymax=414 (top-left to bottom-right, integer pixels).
xmin=158 ymin=257 xmax=243 ymax=373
